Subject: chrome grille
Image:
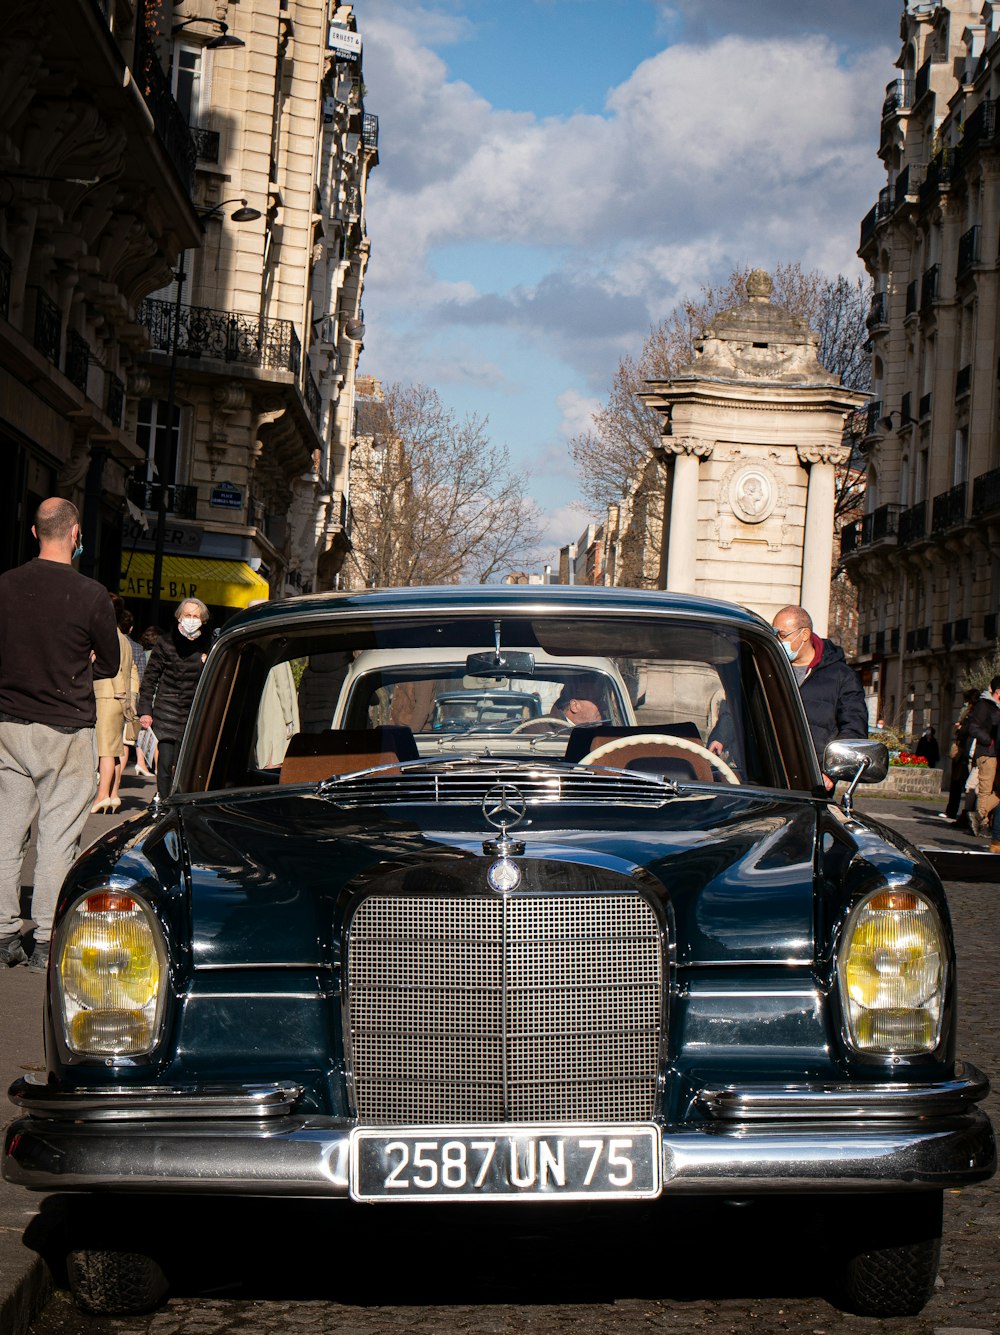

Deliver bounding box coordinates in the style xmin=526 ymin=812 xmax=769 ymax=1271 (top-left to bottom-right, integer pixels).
xmin=347 ymin=893 xmax=663 ymax=1125
xmin=323 ymin=766 xmax=670 ymax=810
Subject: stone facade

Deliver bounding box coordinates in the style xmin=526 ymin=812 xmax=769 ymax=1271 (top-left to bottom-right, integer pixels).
xmin=636 ymin=271 xmax=867 ymax=635
xmin=126 ymin=0 xmax=377 ymax=622
xmin=846 ymin=1 xmax=1000 ymax=739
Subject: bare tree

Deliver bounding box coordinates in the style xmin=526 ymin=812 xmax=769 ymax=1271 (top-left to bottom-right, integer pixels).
xmin=570 ymin=263 xmax=871 ymax=517
xmin=346 ymin=383 xmax=543 ymax=587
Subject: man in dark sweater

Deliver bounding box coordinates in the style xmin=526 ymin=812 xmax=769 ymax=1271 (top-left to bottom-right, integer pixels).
xmin=0 ymin=498 xmax=120 ymax=969
xmin=771 ymin=605 xmax=870 ymax=790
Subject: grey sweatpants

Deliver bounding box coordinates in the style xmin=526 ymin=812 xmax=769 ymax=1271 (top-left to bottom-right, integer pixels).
xmin=0 ymin=720 xmax=98 ymax=943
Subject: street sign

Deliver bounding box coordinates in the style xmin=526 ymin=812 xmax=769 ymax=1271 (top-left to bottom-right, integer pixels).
xmin=210 ymin=481 xmax=243 ymax=510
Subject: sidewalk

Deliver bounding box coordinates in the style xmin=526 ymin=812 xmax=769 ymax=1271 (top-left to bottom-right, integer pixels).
xmin=0 ymin=781 xmax=995 ymax=1333
xmin=0 ymin=769 xmax=155 ymax=1335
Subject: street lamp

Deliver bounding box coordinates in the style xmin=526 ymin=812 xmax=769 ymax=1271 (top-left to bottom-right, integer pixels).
xmin=147 ymin=199 xmax=261 ymax=627
xmin=171 ymin=18 xmax=245 ymax=48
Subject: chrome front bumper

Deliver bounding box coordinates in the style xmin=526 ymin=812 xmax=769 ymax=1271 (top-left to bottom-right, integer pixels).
xmin=4 ymin=1066 xmax=994 ymax=1198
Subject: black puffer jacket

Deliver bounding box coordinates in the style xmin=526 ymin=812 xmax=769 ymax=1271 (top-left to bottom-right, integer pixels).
xmin=967 ymin=691 xmax=999 ymax=760
xmin=797 ymin=635 xmax=870 ymax=761
xmin=137 ymin=625 xmax=210 ymax=741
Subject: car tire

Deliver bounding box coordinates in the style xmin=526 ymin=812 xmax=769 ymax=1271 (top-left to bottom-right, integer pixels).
xmin=832 ymin=1191 xmax=942 ymax=1317
xmin=66 ymin=1247 xmax=169 ymax=1315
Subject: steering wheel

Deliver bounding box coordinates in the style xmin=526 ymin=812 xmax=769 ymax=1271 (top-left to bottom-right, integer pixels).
xmin=511 ymin=717 xmax=569 ymax=735
xmin=581 ymin=733 xmax=741 ymax=785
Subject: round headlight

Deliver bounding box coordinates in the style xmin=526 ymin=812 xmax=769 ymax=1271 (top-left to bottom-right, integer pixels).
xmin=56 ymin=891 xmax=168 ymax=1057
xmin=839 ymin=889 xmax=945 ymax=1054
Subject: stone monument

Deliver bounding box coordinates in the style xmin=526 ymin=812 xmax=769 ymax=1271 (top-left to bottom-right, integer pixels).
xmin=639 ymin=270 xmax=867 ymax=634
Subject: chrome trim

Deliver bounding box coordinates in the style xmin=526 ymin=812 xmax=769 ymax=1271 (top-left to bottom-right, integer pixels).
xmin=5 ymin=1108 xmax=994 ymax=1196
xmin=8 ymin=1075 xmax=303 ymax=1121
xmin=185 ymin=992 xmax=324 ymax=1001
xmin=697 ymin=1065 xmax=990 ymax=1121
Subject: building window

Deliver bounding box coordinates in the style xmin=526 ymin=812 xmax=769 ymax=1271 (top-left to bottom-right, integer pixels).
xmin=136 ymin=398 xmax=181 ymax=487
xmin=954 ymin=426 xmax=969 ymax=485
xmin=170 ymin=42 xmax=203 ymax=123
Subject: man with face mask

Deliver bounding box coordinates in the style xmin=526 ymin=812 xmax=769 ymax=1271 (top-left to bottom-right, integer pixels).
xmin=0 ymin=497 xmax=120 ymax=969
xmin=771 ymin=605 xmax=869 ymax=790
xmin=137 ymin=598 xmax=212 ymax=799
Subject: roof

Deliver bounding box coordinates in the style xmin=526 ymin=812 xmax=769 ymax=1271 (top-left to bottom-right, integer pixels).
xmin=219 ymin=584 xmax=769 ymax=638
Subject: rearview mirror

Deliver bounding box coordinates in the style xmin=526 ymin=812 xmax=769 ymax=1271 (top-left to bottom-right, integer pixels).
xmin=465 ymin=650 xmax=536 ymax=679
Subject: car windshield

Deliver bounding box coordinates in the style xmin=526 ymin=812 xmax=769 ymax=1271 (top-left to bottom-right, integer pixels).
xmin=180 ymin=609 xmax=817 ymax=793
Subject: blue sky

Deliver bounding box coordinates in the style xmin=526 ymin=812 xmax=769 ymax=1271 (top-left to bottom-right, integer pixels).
xmin=359 ymin=0 xmax=898 ymax=560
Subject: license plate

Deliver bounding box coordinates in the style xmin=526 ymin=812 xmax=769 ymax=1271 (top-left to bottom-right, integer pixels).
xmin=350 ymin=1124 xmax=661 ymax=1201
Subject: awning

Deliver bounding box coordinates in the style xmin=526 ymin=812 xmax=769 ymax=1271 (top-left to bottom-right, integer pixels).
xmin=120 ymin=553 xmax=270 ymax=610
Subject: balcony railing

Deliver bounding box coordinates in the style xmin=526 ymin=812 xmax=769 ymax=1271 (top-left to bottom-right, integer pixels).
xmin=840 ymin=503 xmax=902 ymax=558
xmin=867 ymin=293 xmax=888 ymax=329
xmin=134 ymin=23 xmax=196 ymax=193
xmin=0 ymin=248 xmax=10 ymax=321
xmin=304 ymin=356 xmax=322 ymax=425
xmin=860 ymin=203 xmax=878 ymax=248
xmin=32 ymin=289 xmax=61 ymax=364
xmin=960 ymin=98 xmax=996 ymax=163
xmin=840 ymin=521 xmax=861 ymax=556
xmin=191 ymin=126 xmax=220 ymax=163
xmin=865 ymin=399 xmax=883 ymax=434
xmin=362 ymin=113 xmax=379 ymax=151
xmin=883 ymin=77 xmax=914 ymax=117
xmin=65 ymin=330 xmax=90 ymax=394
xmin=127 ymin=476 xmax=198 ymax=520
xmin=972 ymin=464 xmax=1000 ymax=517
xmin=957 ymin=224 xmax=980 ymax=279
xmin=898 ymin=499 xmax=927 ymax=544
xmin=919 ymin=390 xmax=932 ymax=419
xmin=956 ymin=363 xmax=972 ymax=397
xmin=919 ymin=148 xmax=955 ymax=208
xmin=905 ymin=279 xmax=917 ymax=316
xmin=920 ymin=263 xmax=940 ymax=311
xmin=932 ymin=480 xmax=967 ymax=532
xmin=138 ymin=298 xmax=302 ymax=374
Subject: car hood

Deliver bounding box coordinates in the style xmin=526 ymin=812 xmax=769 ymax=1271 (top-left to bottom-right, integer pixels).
xmin=176 ymin=785 xmax=821 ymax=967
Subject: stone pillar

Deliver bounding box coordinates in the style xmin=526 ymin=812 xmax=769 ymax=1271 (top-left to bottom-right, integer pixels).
xmin=797 ymin=445 xmax=848 ymax=636
xmin=663 ymin=438 xmax=712 ymax=594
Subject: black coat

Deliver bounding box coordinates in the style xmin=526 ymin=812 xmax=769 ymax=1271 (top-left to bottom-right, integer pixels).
xmin=137 ymin=625 xmax=210 ymax=742
xmin=966 ymin=693 xmax=999 ymax=760
xmin=798 ymin=637 xmax=870 ymax=762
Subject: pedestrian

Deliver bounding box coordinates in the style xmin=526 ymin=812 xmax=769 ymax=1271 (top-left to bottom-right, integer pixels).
xmin=91 ymin=595 xmax=140 ymax=814
xmin=965 ymin=675 xmax=1000 ymax=837
xmin=769 ymin=605 xmax=869 ymax=789
xmin=941 ymin=688 xmax=980 ymax=821
xmin=137 ymin=598 xmax=212 ymax=799
xmin=914 ymin=725 xmax=940 ymax=768
xmin=0 ymin=497 xmax=120 ymax=969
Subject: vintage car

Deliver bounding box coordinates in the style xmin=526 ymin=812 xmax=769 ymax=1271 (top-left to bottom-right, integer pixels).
xmin=3 ymin=586 xmax=994 ymax=1317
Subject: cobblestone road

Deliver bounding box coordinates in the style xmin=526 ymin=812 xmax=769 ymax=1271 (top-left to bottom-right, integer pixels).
xmin=27 ymin=878 xmax=1000 ymax=1335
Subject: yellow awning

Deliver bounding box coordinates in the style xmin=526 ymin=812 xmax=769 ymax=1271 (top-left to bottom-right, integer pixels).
xmin=120 ymin=553 xmax=270 ymax=610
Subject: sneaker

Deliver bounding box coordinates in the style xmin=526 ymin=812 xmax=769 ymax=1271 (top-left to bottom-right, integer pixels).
xmin=935 ymin=812 xmax=953 ymax=820
xmin=27 ymin=943 xmax=49 ymax=973
xmin=0 ymin=934 xmax=27 ymax=967
xmin=968 ymin=812 xmax=983 ymax=837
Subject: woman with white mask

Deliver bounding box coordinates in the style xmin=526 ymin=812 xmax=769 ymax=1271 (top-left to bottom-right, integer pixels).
xmin=137 ymin=598 xmax=212 ymax=799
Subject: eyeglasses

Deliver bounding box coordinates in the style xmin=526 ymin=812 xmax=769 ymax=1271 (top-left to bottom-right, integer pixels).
xmin=773 ymin=626 xmax=805 ymax=642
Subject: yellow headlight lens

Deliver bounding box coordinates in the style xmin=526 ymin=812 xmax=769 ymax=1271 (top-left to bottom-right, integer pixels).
xmin=841 ymin=890 xmax=943 ymax=1053
xmin=57 ymin=891 xmax=167 ymax=1056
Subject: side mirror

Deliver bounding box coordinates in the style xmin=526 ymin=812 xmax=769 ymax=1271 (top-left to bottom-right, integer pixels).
xmin=823 ymin=739 xmax=889 ymax=814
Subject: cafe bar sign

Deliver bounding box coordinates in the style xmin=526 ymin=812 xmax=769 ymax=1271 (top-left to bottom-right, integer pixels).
xmin=327 ymin=23 xmax=361 ymax=62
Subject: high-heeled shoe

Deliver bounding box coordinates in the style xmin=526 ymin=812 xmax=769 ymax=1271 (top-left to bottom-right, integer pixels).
xmin=90 ymin=799 xmax=112 ymax=815
xmin=107 ymin=798 xmax=121 ymax=813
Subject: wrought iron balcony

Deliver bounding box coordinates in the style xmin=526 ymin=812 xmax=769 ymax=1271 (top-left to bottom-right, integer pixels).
xmin=362 ymin=113 xmax=379 ymax=151
xmin=138 ymin=298 xmax=302 ymax=375
xmin=919 ymin=147 xmax=956 ymax=209
xmin=191 ymin=126 xmax=220 ymax=164
xmin=860 ymin=202 xmax=879 ymax=248
xmin=869 ymin=502 xmax=903 ymax=543
xmin=956 ymin=363 xmax=972 ymax=397
xmin=839 ymin=521 xmax=861 ymax=557
xmin=304 ymin=356 xmax=322 ymax=425
xmin=957 ymin=225 xmax=980 ymax=279
xmin=0 ymin=248 xmax=10 ymax=321
xmin=960 ymin=98 xmax=996 ymax=162
xmin=931 ymin=480 xmax=967 ymax=532
xmin=920 ymin=263 xmax=939 ymax=311
xmin=866 ymin=294 xmax=888 ymax=330
xmin=127 ymin=476 xmax=198 ymax=520
xmin=65 ymin=330 xmax=90 ymax=394
xmin=32 ymin=289 xmax=61 ymax=364
xmin=919 ymin=391 xmax=932 ymax=419
xmin=898 ymin=499 xmax=927 ymax=545
xmin=972 ymin=464 xmax=1000 ymax=517
xmin=883 ymin=77 xmax=914 ymax=117
xmin=134 ymin=23 xmax=196 ymax=193
xmin=865 ymin=399 xmax=883 ymax=434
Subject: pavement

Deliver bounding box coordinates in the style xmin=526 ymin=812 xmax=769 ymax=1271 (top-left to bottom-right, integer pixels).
xmin=0 ymin=780 xmax=996 ymax=1335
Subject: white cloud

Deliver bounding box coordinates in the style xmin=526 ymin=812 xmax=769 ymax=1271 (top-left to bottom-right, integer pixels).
xmin=555 ymin=388 xmax=602 ymax=440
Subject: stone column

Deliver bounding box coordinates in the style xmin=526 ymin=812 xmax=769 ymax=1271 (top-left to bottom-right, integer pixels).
xmin=797 ymin=444 xmax=849 ymax=636
xmin=662 ymin=437 xmax=713 ymax=594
